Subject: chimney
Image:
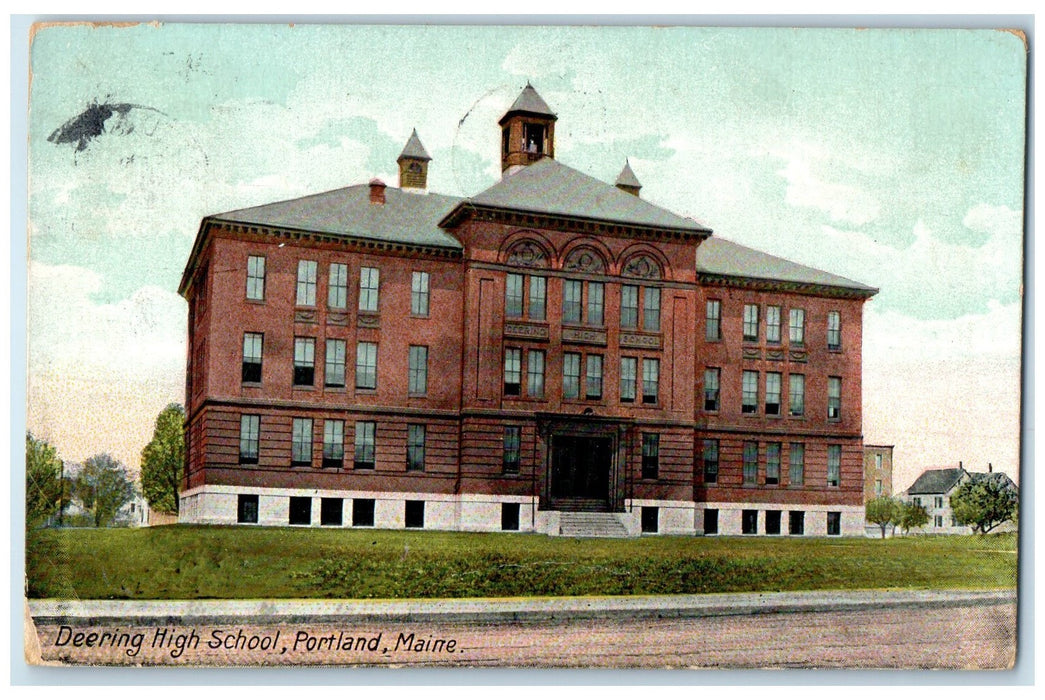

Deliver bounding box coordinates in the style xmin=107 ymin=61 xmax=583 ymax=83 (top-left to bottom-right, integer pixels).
xmin=989 ymin=462 xmax=993 ymax=473
xmin=615 ymin=159 xmax=642 ymax=197
xmin=369 ymin=178 xmax=386 ymax=205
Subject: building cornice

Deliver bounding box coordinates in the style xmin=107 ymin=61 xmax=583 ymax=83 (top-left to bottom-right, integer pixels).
xmin=697 ymin=272 xmax=878 ymax=300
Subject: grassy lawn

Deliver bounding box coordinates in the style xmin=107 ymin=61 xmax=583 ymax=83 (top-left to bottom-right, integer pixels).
xmin=26 ymin=525 xmax=1017 ymax=600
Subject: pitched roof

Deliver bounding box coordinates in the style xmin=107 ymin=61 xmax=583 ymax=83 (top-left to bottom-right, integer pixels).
xmin=447 ymin=157 xmax=711 ymax=234
xmin=397 ymin=128 xmax=431 ymax=162
xmin=696 ymin=235 xmax=878 ymax=295
xmin=616 ymin=160 xmax=642 ymax=189
xmin=499 ymin=83 xmax=557 ymax=124
xmin=210 ymin=185 xmax=463 ymax=250
xmin=968 ymin=471 xmax=1018 ymax=491
xmin=906 ymin=468 xmax=966 ymax=495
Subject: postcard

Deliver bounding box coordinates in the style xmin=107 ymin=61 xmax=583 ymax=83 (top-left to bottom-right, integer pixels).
xmin=22 ymin=22 xmax=1024 ymax=670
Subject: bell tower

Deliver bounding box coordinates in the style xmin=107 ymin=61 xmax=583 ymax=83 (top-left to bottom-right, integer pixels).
xmin=499 ymin=82 xmax=557 ymax=174
xmin=397 ymin=128 xmax=432 ymax=191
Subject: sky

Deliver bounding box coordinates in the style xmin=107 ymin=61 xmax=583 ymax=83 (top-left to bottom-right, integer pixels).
xmin=24 ymin=23 xmax=1026 ymax=492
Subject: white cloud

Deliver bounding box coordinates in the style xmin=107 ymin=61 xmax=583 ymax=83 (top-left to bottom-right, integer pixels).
xmin=773 ymin=146 xmax=881 ymax=226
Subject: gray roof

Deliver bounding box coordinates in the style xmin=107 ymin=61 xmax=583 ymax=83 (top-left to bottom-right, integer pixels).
xmin=616 ymin=160 xmax=642 ymax=189
xmin=454 ymin=157 xmax=711 ymax=234
xmin=906 ymin=468 xmax=966 ymax=495
xmin=210 ymin=185 xmax=463 ymax=250
xmin=397 ymin=129 xmax=431 ymax=162
xmin=499 ymin=83 xmax=557 ymax=124
xmin=968 ymin=471 xmax=1018 ymax=491
xmin=696 ymin=236 xmax=878 ymax=294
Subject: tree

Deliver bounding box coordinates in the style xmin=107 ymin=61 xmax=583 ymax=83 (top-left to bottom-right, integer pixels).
xmin=25 ymin=433 xmax=63 ymax=528
xmin=950 ymin=475 xmax=1018 ymax=534
xmin=865 ymin=496 xmax=901 ymax=539
xmin=73 ymin=454 xmax=135 ymax=527
xmin=898 ymin=501 xmax=930 ymax=535
xmin=140 ymin=403 xmax=186 ymax=514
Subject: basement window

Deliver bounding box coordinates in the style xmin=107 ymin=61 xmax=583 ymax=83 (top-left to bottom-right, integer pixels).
xmin=501 ymin=503 xmax=520 ymax=531
xmin=320 ymin=498 xmax=343 ymax=527
xmin=237 ymin=495 xmax=259 ymax=524
xmin=289 ymin=497 xmax=311 ymax=526
xmin=405 ymin=500 xmax=425 ymax=529
xmin=352 ymin=499 xmax=375 ymax=527
xmin=641 ymin=507 xmax=659 ymax=534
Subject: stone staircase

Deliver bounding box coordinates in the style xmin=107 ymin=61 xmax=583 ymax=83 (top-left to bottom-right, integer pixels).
xmin=558 ymin=511 xmax=632 ymax=538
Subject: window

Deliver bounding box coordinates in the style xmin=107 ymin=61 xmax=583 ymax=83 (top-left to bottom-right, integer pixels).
xmin=765 ymin=510 xmax=782 ymax=535
xmin=242 ymin=333 xmax=263 ymax=383
xmin=704 ymin=368 xmax=720 ymax=411
xmin=587 ymin=282 xmax=605 ymax=326
xmin=325 ymin=339 xmax=346 ymax=388
xmin=789 ymin=374 xmax=805 ymax=417
xmin=742 ymin=509 xmax=758 ymax=535
xmin=293 ymin=338 xmax=315 ymax=387
xmin=643 ymin=288 xmax=661 ymax=332
xmin=827 ymin=311 xmax=841 ymax=350
xmin=934 ymin=515 xmax=944 ymax=528
xmin=828 ymin=377 xmax=842 ymax=420
xmin=291 ymin=418 xmax=313 ymax=466
xmin=237 ymin=494 xmax=259 ymax=524
xmin=405 ymin=501 xmax=425 ymax=529
xmin=789 ymin=511 xmax=805 ymax=535
xmin=355 ymin=342 xmax=377 ymax=390
xmin=586 ymin=355 xmax=603 ymax=400
xmin=642 ymin=358 xmax=659 ymax=404
xmin=353 ymin=421 xmax=375 ymax=469
xmin=503 ymin=348 xmax=522 ymax=396
xmin=501 ymin=503 xmax=520 ymax=531
xmin=620 ymin=285 xmax=639 ymax=329
xmin=352 ymin=498 xmax=375 ymax=527
xmin=875 ymin=479 xmax=883 ymax=496
xmin=766 ymin=443 xmax=781 ymax=485
xmin=743 ymin=441 xmax=758 ymax=485
xmin=704 ymin=509 xmax=719 ymax=535
xmin=296 ymin=260 xmax=317 ymax=306
xmin=620 ymin=357 xmax=637 ymax=402
xmin=503 ymin=426 xmax=521 ymax=474
xmin=789 ymin=308 xmax=805 ymax=345
xmin=827 ymin=512 xmax=841 ymax=536
xmin=641 ymin=506 xmax=659 ymax=534
xmin=239 ymin=415 xmax=260 ymax=464
xmin=703 ymin=439 xmax=719 ymax=483
xmin=323 ymin=420 xmax=344 ymax=469
xmin=562 ymin=280 xmax=582 ymax=324
xmin=913 ymin=497 xmax=922 ymax=507
xmin=766 ymin=305 xmax=781 ymax=343
xmin=641 ymin=433 xmax=660 ymax=480
xmin=562 ymin=353 xmax=581 ymax=400
xmin=359 ymin=266 xmax=379 ymax=313
xmin=742 ymin=370 xmax=759 ymax=414
xmin=529 ymin=276 xmax=546 ymax=321
xmin=934 ymin=496 xmax=944 ymax=509
xmin=246 ymin=256 xmax=266 ymax=301
xmin=289 ymin=496 xmax=311 ymax=525
xmin=409 ymin=346 xmax=428 ymax=395
xmin=875 ymin=454 xmax=883 ymax=471
xmin=827 ymin=445 xmax=841 ymax=487
xmin=407 ymin=424 xmax=426 ymax=472
xmin=411 ymin=271 xmax=430 ymax=316
xmin=789 ymin=443 xmax=805 ymax=486
xmin=527 ymin=350 xmax=545 ymax=398
xmin=765 ymin=372 xmax=781 ymax=415
xmin=706 ymin=300 xmax=721 ymax=341
xmin=743 ymin=304 xmax=759 ymax=342
xmin=328 ymin=263 xmax=348 ymax=309
xmin=505 ymin=273 xmax=524 ymax=318
xmin=321 ymin=498 xmax=343 ymax=526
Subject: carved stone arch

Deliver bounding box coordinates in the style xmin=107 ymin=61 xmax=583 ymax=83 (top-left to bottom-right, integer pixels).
xmin=561 ymin=240 xmax=610 ymax=275
xmin=500 ymin=230 xmax=553 ymax=269
xmin=618 ymin=245 xmax=669 ymax=280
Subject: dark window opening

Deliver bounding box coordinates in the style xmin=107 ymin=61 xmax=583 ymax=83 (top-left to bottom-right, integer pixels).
xmin=742 ymin=509 xmax=758 ymax=535
xmin=294 ymin=366 xmax=314 ymax=387
xmin=237 ymin=494 xmax=259 ymax=524
xmin=503 ymin=426 xmax=521 ymax=474
xmin=405 ymin=500 xmax=425 ymax=529
xmin=641 ymin=506 xmax=659 ymax=534
xmin=704 ymin=509 xmax=719 ymax=535
xmin=352 ymin=498 xmax=375 ymax=527
xmin=641 ymin=433 xmax=659 ymax=480
xmin=289 ymin=497 xmax=312 ymax=525
xmin=501 ymin=503 xmax=520 ymax=531
xmin=789 ymin=511 xmax=805 ymax=535
xmin=765 ymin=510 xmax=782 ymax=535
xmin=320 ymin=498 xmax=343 ymax=526
xmin=827 ymin=512 xmax=841 ymax=536
xmin=523 ymin=123 xmax=546 ymax=154
xmin=242 ymin=362 xmax=261 ymax=383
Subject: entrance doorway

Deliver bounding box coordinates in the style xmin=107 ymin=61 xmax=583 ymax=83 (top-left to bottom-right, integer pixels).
xmin=551 ymin=435 xmax=613 ymax=506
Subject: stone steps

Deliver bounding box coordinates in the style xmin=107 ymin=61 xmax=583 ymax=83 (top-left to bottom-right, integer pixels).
xmin=558 ymin=511 xmax=632 ymax=538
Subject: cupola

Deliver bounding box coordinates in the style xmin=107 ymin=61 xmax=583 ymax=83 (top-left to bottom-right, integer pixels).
xmin=499 ymin=82 xmax=557 ymax=174
xmin=615 ymin=159 xmax=642 ymax=197
xmin=397 ymin=128 xmax=432 ymax=191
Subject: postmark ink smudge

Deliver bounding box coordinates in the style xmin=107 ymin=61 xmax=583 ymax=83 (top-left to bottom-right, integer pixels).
xmin=48 ymin=101 xmax=166 ymax=152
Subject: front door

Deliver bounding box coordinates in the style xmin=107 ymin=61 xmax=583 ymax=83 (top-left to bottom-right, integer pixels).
xmin=551 ymin=435 xmax=612 ymax=503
